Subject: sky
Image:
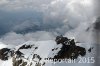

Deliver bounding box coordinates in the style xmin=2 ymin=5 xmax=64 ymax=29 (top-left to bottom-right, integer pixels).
xmin=0 ymin=0 xmax=97 ymax=45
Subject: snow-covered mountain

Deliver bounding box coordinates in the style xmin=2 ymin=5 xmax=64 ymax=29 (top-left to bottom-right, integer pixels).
xmin=0 ymin=36 xmax=95 ymax=66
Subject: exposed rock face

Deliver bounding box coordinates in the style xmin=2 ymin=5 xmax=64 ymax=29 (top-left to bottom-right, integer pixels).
xmin=88 ymin=47 xmax=94 ymax=53
xmin=54 ymin=36 xmax=86 ymax=59
xmin=55 ymin=35 xmax=69 ymax=45
xmin=0 ymin=48 xmax=13 ymax=60
xmin=33 ymin=54 xmax=42 ymax=61
xmin=15 ymin=50 xmax=24 ymax=58
xmin=13 ymin=57 xmax=27 ymax=66
xmin=54 ymin=45 xmax=86 ymax=59
xmin=18 ymin=44 xmax=33 ymax=50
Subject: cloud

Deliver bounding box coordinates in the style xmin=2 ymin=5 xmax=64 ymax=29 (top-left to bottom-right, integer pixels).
xmin=0 ymin=31 xmax=56 ymax=45
xmin=0 ymin=0 xmax=54 ymax=11
xmin=93 ymin=0 xmax=100 ymax=16
xmin=0 ymin=0 xmax=95 ymax=45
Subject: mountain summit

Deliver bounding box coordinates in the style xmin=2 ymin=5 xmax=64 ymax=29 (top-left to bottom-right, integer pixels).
xmin=0 ymin=36 xmax=94 ymax=66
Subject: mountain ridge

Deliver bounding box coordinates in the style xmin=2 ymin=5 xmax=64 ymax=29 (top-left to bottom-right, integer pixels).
xmin=0 ymin=36 xmax=90 ymax=66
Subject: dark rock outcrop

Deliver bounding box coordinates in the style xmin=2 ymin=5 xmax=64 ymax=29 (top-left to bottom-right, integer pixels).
xmin=13 ymin=57 xmax=27 ymax=66
xmin=18 ymin=45 xmax=33 ymax=50
xmin=15 ymin=50 xmax=24 ymax=58
xmin=88 ymin=47 xmax=94 ymax=53
xmin=0 ymin=48 xmax=13 ymax=60
xmin=54 ymin=36 xmax=86 ymax=60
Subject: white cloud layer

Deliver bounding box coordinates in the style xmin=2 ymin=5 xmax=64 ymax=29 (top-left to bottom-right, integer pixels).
xmin=0 ymin=0 xmax=95 ymax=45
xmin=0 ymin=31 xmax=56 ymax=45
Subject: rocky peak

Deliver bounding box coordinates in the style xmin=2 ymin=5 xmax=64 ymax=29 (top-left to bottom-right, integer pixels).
xmin=0 ymin=36 xmax=94 ymax=66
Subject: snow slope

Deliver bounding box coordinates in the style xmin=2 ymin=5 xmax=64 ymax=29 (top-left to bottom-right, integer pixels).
xmin=0 ymin=39 xmax=96 ymax=66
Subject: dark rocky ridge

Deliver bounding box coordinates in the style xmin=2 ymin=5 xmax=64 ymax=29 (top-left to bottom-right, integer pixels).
xmin=54 ymin=35 xmax=86 ymax=60
xmin=0 ymin=48 xmax=14 ymax=60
